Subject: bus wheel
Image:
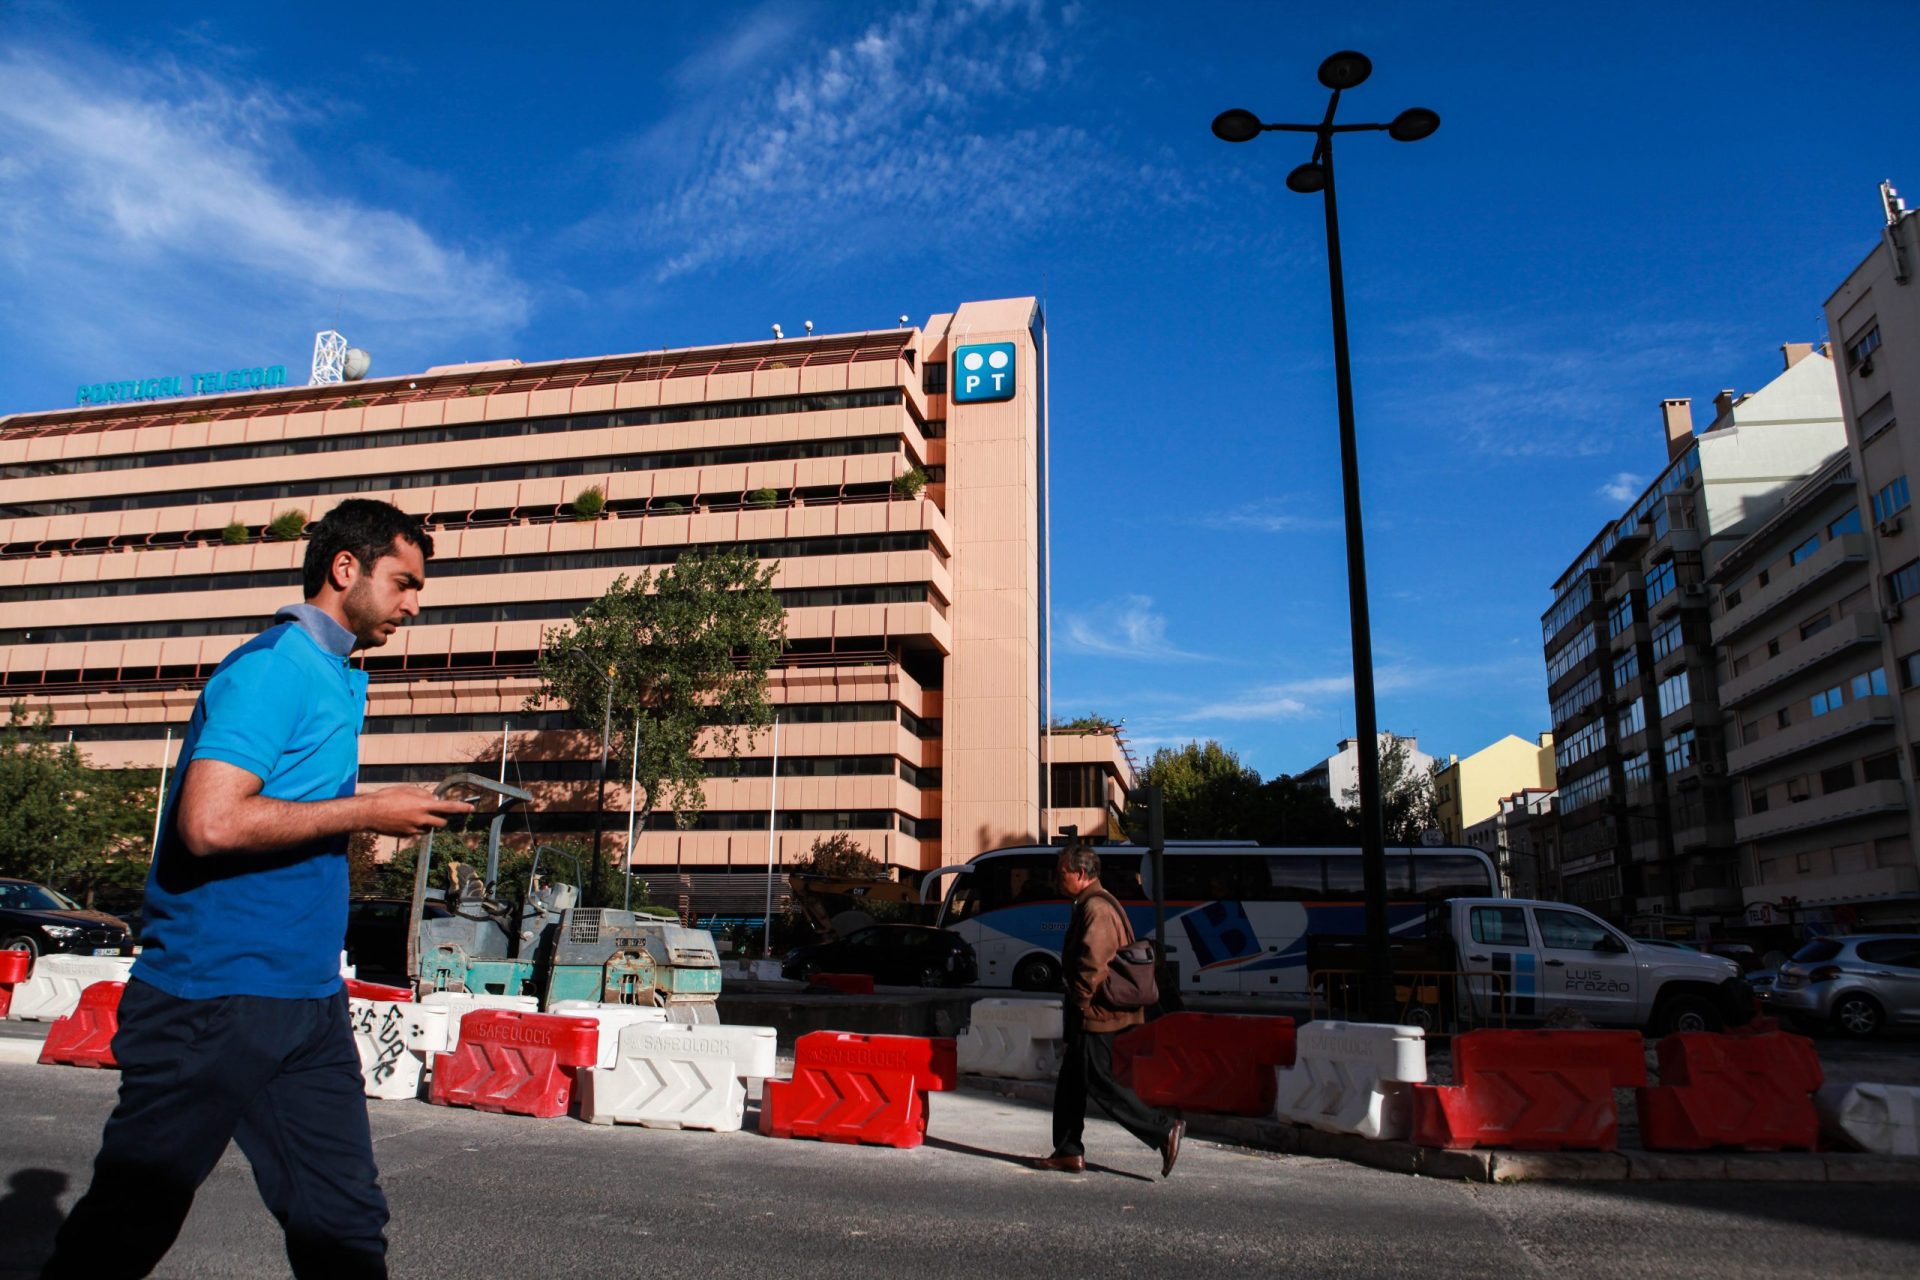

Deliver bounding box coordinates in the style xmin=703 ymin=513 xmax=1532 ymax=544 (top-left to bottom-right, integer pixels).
xmin=1013 ymin=955 xmax=1063 ymax=992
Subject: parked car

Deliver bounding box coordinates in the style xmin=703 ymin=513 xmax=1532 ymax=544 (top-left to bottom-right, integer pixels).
xmin=1768 ymin=935 xmax=1920 ymax=1037
xmin=0 ymin=877 xmax=135 ymax=961
xmin=345 ymin=897 xmax=450 ymax=980
xmin=783 ymin=924 xmax=978 ymax=987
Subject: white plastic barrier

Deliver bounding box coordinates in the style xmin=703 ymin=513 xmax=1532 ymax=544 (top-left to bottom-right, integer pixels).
xmin=4 ymin=954 xmax=136 ymax=1022
xmin=349 ymin=996 xmax=421 ymax=1100
xmin=1817 ymin=1082 xmax=1920 ymax=1157
xmin=578 ymin=1023 xmax=779 ymax=1131
xmin=1273 ymin=1020 xmax=1427 ymax=1141
xmin=405 ymin=991 xmax=540 ymax=1058
xmin=548 ymin=1000 xmax=671 ymax=1070
xmin=956 ymin=997 xmax=1065 ymax=1080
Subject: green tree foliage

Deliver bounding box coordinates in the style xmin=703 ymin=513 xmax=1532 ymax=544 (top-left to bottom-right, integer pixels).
xmin=1136 ymin=740 xmax=1264 ymax=839
xmin=1243 ymin=775 xmax=1357 ymax=846
xmin=528 ymin=549 xmax=785 ymax=892
xmin=0 ymin=706 xmax=160 ymax=904
xmin=746 ymin=487 xmax=778 ymax=509
xmin=791 ymin=832 xmax=884 ymax=879
xmin=1050 ymin=713 xmax=1119 ymax=733
xmin=891 ymin=466 xmax=927 ymax=500
xmin=221 ymin=521 xmax=250 ymax=545
xmin=1342 ymin=733 xmax=1440 ymax=843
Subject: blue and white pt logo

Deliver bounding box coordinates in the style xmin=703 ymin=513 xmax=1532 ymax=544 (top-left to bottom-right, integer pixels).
xmin=952 ymin=342 xmax=1016 ymax=403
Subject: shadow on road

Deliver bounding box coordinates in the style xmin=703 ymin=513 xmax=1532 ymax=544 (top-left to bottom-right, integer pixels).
xmin=923 ymin=1136 xmax=1157 ymax=1184
xmin=1535 ymin=1176 xmax=1920 ymax=1248
xmin=0 ymin=1167 xmax=68 ymax=1277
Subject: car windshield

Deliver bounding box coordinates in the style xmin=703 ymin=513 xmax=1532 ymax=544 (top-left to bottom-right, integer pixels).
xmin=0 ymin=882 xmax=80 ymax=912
xmin=1790 ymin=938 xmax=1843 ymax=964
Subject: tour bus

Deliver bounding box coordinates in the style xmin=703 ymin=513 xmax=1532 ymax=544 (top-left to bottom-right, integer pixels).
xmin=919 ymin=842 xmax=1501 ymax=1000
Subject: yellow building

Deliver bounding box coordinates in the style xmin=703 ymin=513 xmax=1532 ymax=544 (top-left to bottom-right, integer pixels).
xmin=1433 ymin=734 xmax=1556 ymax=843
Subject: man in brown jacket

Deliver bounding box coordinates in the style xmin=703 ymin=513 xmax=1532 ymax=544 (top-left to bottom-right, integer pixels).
xmin=1036 ymin=843 xmax=1183 ymax=1176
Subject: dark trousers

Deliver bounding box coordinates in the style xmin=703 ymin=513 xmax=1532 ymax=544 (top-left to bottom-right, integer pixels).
xmin=1050 ymin=1016 xmax=1173 ymax=1159
xmin=43 ymin=978 xmax=389 ymax=1280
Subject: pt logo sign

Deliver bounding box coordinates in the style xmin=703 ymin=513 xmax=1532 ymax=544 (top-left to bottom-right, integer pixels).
xmin=952 ymin=342 xmax=1015 ymax=403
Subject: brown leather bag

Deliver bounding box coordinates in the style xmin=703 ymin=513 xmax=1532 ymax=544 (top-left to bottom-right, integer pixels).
xmin=1094 ymin=890 xmax=1159 ymax=1011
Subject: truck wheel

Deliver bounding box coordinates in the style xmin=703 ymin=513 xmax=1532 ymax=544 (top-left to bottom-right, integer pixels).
xmin=1832 ymin=993 xmax=1884 ymax=1038
xmin=1013 ymin=955 xmax=1063 ymax=992
xmin=1654 ymin=993 xmax=1721 ymax=1036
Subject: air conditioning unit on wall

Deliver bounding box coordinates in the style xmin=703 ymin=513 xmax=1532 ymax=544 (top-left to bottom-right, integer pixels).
xmin=1878 ymin=516 xmax=1903 ymax=537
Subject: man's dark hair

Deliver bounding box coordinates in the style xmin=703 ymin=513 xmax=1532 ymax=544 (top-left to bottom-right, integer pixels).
xmin=302 ymin=499 xmax=434 ymax=597
xmin=1060 ymin=842 xmax=1101 ymax=879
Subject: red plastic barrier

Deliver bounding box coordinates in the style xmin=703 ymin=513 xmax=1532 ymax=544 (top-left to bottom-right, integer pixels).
xmin=1412 ymin=1029 xmax=1646 ymax=1151
xmin=428 ymin=1010 xmax=600 ymax=1118
xmin=1638 ymin=1031 xmax=1821 ymax=1152
xmin=38 ymin=981 xmax=126 ymax=1070
xmin=759 ymin=1032 xmax=957 ymax=1148
xmin=0 ymin=948 xmax=30 ymax=1018
xmin=808 ymin=973 xmax=876 ymax=996
xmin=344 ymin=978 xmax=414 ymax=1002
xmin=1113 ymin=1013 xmax=1297 ymax=1117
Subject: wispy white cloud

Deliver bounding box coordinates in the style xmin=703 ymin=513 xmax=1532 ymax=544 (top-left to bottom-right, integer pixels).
xmin=0 ymin=43 xmax=527 ymax=381
xmin=1173 ymin=654 xmax=1544 ymax=724
xmin=613 ymin=0 xmax=1214 ymax=280
xmin=1379 ymin=313 xmax=1747 ymax=461
xmin=1200 ymin=498 xmax=1342 ymax=534
xmin=1056 ymin=595 xmax=1212 ymax=662
xmin=1598 ymin=471 xmax=1646 ymax=503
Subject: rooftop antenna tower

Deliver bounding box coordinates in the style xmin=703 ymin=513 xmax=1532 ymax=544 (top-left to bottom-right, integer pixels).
xmin=310 ymin=330 xmax=372 ymax=386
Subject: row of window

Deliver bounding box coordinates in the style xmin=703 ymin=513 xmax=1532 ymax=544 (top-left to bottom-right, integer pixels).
xmin=1550 ymin=671 xmax=1601 ymax=727
xmin=1656 ymin=671 xmax=1694 ymax=719
xmin=1542 ymin=576 xmax=1592 ymax=644
xmin=1889 ymin=559 xmax=1920 ymax=605
xmin=441 ymin=807 xmax=940 ymax=837
xmin=1810 ymin=667 xmax=1888 ymax=717
xmin=0 ymin=582 xmax=947 ymax=648
xmin=1606 ymin=595 xmax=1635 ymax=639
xmin=1749 ymin=751 xmax=1902 ymax=814
xmin=0 ymin=390 xmax=914 ymax=481
xmin=1650 ymin=616 xmax=1686 ymax=663
xmin=1555 ymin=716 xmax=1607 ymax=771
xmin=359 ymin=754 xmax=941 ymax=788
xmin=1612 ymin=648 xmax=1640 ymax=687
xmin=1645 ymin=559 xmax=1678 ymax=606
xmin=1618 ymin=699 xmax=1646 ymax=740
xmin=0 ymin=435 xmax=907 ymax=519
xmin=1552 ymin=447 xmax=1698 ymax=598
xmin=1547 ymin=625 xmax=1597 ymax=684
xmin=1664 ymin=727 xmax=1695 ymax=774
xmin=1560 ymin=766 xmax=1612 ymax=813
xmin=0 ymin=530 xmax=938 ymax=605
xmin=1872 ymin=474 xmax=1910 ymax=524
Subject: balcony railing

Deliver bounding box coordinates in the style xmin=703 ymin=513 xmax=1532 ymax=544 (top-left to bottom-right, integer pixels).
xmin=1719 ymin=612 xmax=1881 ymax=709
xmin=1726 ymin=695 xmax=1896 ymax=774
xmin=1732 ymin=778 xmax=1909 ymax=843
xmin=1711 ymin=534 xmax=1870 ymax=644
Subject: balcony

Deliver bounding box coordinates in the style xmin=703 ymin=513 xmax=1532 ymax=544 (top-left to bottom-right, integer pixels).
xmin=1677 ymin=885 xmax=1743 ymax=914
xmin=1747 ymin=863 xmax=1920 ymax=910
xmin=1609 ymin=614 xmax=1650 ymax=655
xmin=1719 ymin=612 xmax=1882 ymax=709
xmin=1711 ymin=534 xmax=1870 ymax=644
xmin=1726 ymin=696 xmax=1895 ymax=774
xmin=1732 ymin=778 xmax=1909 ymax=843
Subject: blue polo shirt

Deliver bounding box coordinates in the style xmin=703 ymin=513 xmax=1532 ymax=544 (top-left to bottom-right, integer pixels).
xmin=134 ymin=605 xmax=369 ymax=999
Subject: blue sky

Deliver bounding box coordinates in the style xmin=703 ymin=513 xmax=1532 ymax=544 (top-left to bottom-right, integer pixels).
xmin=3 ymin=1 xmax=1917 ymax=779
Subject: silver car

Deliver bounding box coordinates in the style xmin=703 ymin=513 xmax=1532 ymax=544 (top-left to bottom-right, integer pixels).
xmin=1768 ymin=934 xmax=1920 ymax=1037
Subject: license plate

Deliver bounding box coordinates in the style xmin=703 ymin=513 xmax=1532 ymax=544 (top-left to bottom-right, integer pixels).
xmin=92 ymin=947 xmax=121 ymax=956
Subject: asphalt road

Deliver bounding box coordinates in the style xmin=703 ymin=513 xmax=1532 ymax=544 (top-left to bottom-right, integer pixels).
xmin=4 ymin=1058 xmax=1919 ymax=1280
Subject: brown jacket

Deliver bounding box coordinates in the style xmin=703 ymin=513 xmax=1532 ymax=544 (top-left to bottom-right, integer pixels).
xmin=1061 ymin=883 xmax=1145 ymax=1034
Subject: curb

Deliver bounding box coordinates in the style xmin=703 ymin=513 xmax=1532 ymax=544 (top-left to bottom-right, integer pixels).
xmin=959 ymin=1074 xmax=1920 ymax=1185
xmin=0 ymin=1036 xmax=46 ymax=1066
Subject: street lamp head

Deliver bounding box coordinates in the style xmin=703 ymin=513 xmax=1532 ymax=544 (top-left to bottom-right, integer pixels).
xmin=1317 ymin=50 xmax=1373 ymax=91
xmin=1387 ymin=107 xmax=1441 ymax=142
xmin=1211 ymin=108 xmax=1263 ymax=143
xmin=1286 ymin=161 xmax=1328 ymax=194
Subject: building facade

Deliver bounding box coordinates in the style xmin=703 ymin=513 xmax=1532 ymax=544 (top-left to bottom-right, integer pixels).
xmin=1432 ymin=733 xmax=1556 ymax=844
xmin=1294 ymin=733 xmax=1437 ymax=809
xmin=1463 ymin=787 xmax=1556 ymax=899
xmin=1542 ymin=346 xmax=1846 ymax=929
xmin=0 ymin=299 xmax=1129 ymax=889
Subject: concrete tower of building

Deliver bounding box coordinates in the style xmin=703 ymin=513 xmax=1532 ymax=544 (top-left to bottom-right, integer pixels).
xmin=0 ymin=300 xmax=1131 ymax=910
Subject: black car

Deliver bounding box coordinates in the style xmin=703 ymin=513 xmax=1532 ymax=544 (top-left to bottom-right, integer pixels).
xmin=0 ymin=878 xmax=134 ymax=960
xmin=345 ymin=897 xmax=450 ymax=981
xmin=782 ymin=924 xmax=978 ymax=988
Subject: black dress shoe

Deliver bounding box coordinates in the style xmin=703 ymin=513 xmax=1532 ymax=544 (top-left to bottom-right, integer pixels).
xmin=1034 ymin=1153 xmax=1086 ymax=1173
xmin=1160 ymin=1119 xmax=1185 ymax=1178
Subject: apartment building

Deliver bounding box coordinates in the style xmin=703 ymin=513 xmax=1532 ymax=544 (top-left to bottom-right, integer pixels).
xmin=1542 ymin=346 xmax=1845 ymax=927
xmin=1710 ymin=449 xmax=1915 ymax=931
xmin=0 ymin=298 xmax=1130 ymax=886
xmin=1432 ymin=733 xmax=1556 ymax=844
xmin=1294 ymin=733 xmax=1437 ymax=807
xmin=1463 ymin=787 xmax=1556 ymax=899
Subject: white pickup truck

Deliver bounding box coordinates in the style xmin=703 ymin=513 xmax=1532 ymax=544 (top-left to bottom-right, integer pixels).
xmin=1436 ymin=897 xmax=1753 ymax=1035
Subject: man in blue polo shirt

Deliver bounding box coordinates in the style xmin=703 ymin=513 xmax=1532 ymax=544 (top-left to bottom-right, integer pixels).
xmin=45 ymin=499 xmax=472 ymax=1280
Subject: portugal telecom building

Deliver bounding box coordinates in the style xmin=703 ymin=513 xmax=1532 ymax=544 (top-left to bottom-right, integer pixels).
xmin=0 ymin=298 xmax=1130 ymax=885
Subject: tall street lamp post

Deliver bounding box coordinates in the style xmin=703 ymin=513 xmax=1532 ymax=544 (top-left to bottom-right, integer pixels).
xmin=1212 ymin=52 xmax=1439 ymax=1022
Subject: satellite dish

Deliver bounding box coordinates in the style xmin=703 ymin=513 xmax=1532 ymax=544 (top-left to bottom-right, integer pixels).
xmin=343 ymin=348 xmax=372 ymax=381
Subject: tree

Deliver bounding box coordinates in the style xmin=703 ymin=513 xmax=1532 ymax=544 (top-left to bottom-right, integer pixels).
xmin=0 ymin=705 xmax=159 ymax=904
xmin=1134 ymin=740 xmax=1263 ymax=840
xmin=1050 ymin=713 xmax=1119 ymax=733
xmin=1244 ymin=774 xmax=1357 ymax=846
xmin=1343 ymin=732 xmax=1439 ymax=844
xmin=790 ymin=832 xmax=884 ymax=879
xmin=528 ymin=548 xmax=785 ymax=901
